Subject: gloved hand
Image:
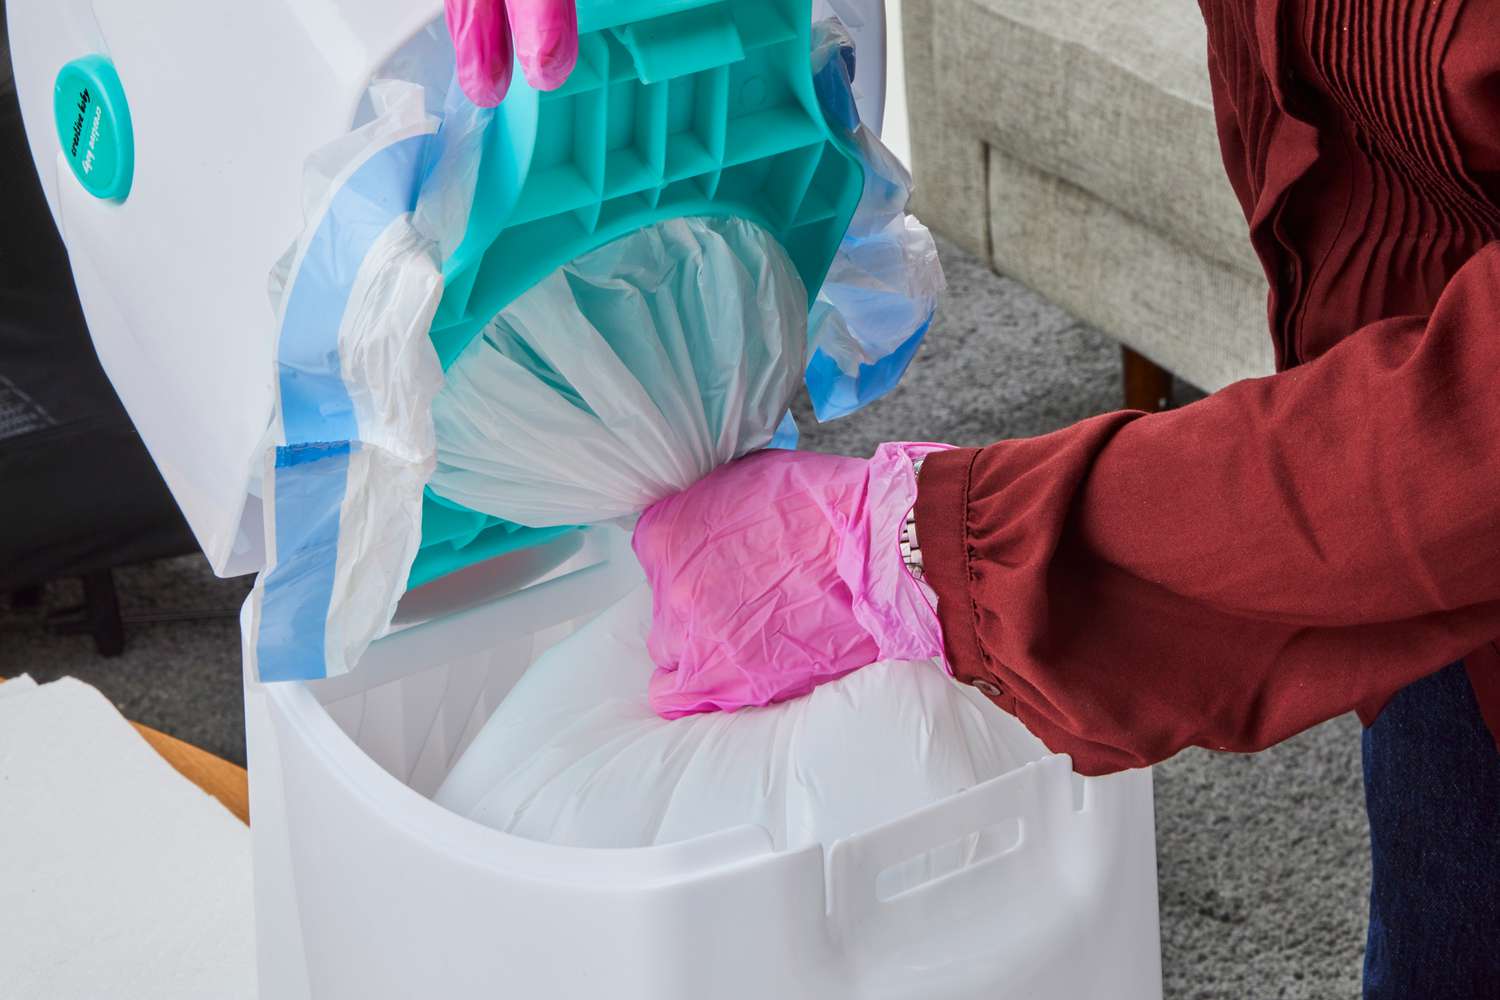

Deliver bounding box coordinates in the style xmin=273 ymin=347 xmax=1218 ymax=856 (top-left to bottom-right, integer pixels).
xmin=445 ymin=0 xmax=579 ymax=107
xmin=633 ymin=444 xmax=952 ymax=719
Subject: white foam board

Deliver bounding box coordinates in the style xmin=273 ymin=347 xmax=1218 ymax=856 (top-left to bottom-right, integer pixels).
xmin=0 ymin=677 xmax=256 ymax=999
xmin=0 ymin=673 xmax=39 ymax=700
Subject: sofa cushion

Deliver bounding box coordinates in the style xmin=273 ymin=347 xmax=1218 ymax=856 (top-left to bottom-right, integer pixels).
xmin=987 ymin=145 xmax=1276 ymax=391
xmin=931 ymin=0 xmax=1263 ymax=278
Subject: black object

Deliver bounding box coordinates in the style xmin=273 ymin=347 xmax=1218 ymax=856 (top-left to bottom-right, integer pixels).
xmin=1361 ymin=661 xmax=1500 ymax=996
xmin=0 ymin=27 xmax=198 ymax=653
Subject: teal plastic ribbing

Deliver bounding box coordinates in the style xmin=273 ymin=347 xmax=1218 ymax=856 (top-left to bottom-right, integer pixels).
xmin=410 ymin=0 xmax=864 ymax=589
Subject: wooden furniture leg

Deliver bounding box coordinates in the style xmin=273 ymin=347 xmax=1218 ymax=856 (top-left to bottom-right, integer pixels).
xmin=82 ymin=569 xmax=126 ymax=657
xmin=46 ymin=569 xmax=129 ymax=656
xmin=1122 ymin=346 xmax=1175 ymax=413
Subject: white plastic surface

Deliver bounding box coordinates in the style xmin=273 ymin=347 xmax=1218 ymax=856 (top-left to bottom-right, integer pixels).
xmin=434 ymin=585 xmax=1037 ymax=852
xmin=5 ymin=0 xmax=444 ymax=575
xmin=245 ymin=529 xmax=1163 ymax=1000
xmin=0 ymin=678 xmax=255 ymax=1000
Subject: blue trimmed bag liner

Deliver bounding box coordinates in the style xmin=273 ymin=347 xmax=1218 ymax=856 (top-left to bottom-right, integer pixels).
xmin=251 ymin=79 xmax=487 ymax=683
xmin=805 ymin=19 xmax=944 ymax=422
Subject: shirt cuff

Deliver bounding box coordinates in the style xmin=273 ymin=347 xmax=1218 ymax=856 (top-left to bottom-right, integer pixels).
xmin=913 ymin=447 xmax=991 ymax=687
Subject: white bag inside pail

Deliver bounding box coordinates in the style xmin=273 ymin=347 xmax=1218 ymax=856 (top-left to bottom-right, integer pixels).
xmin=423 ymin=213 xmax=1010 ymax=860
xmin=436 ymin=586 xmax=1050 ymax=862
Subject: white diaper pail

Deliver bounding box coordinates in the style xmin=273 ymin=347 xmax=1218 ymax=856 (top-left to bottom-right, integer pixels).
xmin=242 ymin=525 xmax=1162 ymax=1000
xmin=8 ymin=1 xmax=1163 ymax=997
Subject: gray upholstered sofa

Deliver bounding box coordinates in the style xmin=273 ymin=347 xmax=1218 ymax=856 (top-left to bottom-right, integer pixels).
xmin=901 ymin=0 xmax=1275 ymax=407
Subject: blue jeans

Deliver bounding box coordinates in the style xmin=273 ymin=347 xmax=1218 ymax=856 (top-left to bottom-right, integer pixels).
xmin=1362 ymin=661 xmax=1500 ymax=998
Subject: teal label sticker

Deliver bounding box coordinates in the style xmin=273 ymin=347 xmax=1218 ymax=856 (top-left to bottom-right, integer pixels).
xmin=53 ymin=55 xmax=134 ymax=202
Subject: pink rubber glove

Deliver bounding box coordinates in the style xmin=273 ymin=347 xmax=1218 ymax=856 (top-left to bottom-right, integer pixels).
xmin=633 ymin=444 xmax=952 ymax=719
xmin=445 ymin=0 xmax=579 ymax=107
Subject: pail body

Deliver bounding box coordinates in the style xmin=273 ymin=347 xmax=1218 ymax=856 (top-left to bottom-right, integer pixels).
xmin=245 ymin=529 xmax=1163 ymax=1000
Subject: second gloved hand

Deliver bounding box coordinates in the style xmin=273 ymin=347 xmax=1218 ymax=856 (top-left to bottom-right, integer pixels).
xmin=633 ymin=444 xmax=951 ymax=719
xmin=446 ymin=0 xmax=579 ymax=107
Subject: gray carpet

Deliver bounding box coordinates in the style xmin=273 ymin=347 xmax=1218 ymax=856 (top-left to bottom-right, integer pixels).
xmin=0 ymin=235 xmax=1368 ymax=998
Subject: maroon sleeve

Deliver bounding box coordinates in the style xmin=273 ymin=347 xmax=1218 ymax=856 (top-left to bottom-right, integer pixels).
xmin=915 ymin=243 xmax=1500 ymax=775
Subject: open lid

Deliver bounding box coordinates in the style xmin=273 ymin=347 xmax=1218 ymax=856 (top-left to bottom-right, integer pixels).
xmin=6 ymin=0 xmax=449 ymax=577
xmin=7 ymin=0 xmax=889 ymax=580
xmin=427 ymin=0 xmax=865 ymax=370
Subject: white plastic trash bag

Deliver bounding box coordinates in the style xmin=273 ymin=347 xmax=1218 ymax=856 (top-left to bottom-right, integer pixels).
xmin=805 ymin=18 xmax=946 ymax=421
xmin=436 ymin=585 xmax=1043 ymax=853
xmin=427 ymin=216 xmax=809 ymax=528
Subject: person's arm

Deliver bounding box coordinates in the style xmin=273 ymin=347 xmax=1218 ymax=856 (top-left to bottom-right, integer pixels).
xmin=917 ymin=243 xmax=1500 ymax=775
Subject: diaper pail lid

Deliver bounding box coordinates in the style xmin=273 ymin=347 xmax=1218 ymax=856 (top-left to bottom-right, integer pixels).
xmin=408 ymin=0 xmax=866 ymax=587
xmin=428 ymin=0 xmax=865 ymax=369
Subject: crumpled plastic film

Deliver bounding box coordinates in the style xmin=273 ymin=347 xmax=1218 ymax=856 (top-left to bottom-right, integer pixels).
xmin=805 ymin=18 xmax=946 ymax=422
xmin=632 ymin=443 xmax=950 ymax=720
xmin=251 ymin=79 xmax=487 ymax=683
xmin=435 ymin=584 xmax=1037 ymax=862
xmin=427 ymin=216 xmax=809 ymax=528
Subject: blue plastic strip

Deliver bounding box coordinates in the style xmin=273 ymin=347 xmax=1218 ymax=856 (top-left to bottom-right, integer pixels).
xmin=804 ymin=21 xmax=935 ymax=423
xmin=805 ymin=312 xmax=932 ymax=423
xmin=770 ymin=409 xmax=800 ymax=450
xmin=277 ymin=135 xmax=429 ymax=443
xmin=812 ymin=38 xmax=859 ymax=132
xmin=257 ymin=132 xmax=432 ymax=682
xmin=257 ymin=444 xmax=352 ymax=682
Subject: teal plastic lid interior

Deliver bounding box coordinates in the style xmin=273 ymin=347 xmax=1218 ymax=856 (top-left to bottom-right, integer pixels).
xmin=409 ymin=0 xmax=864 ymax=589
xmin=53 ymin=55 xmax=135 ymax=202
